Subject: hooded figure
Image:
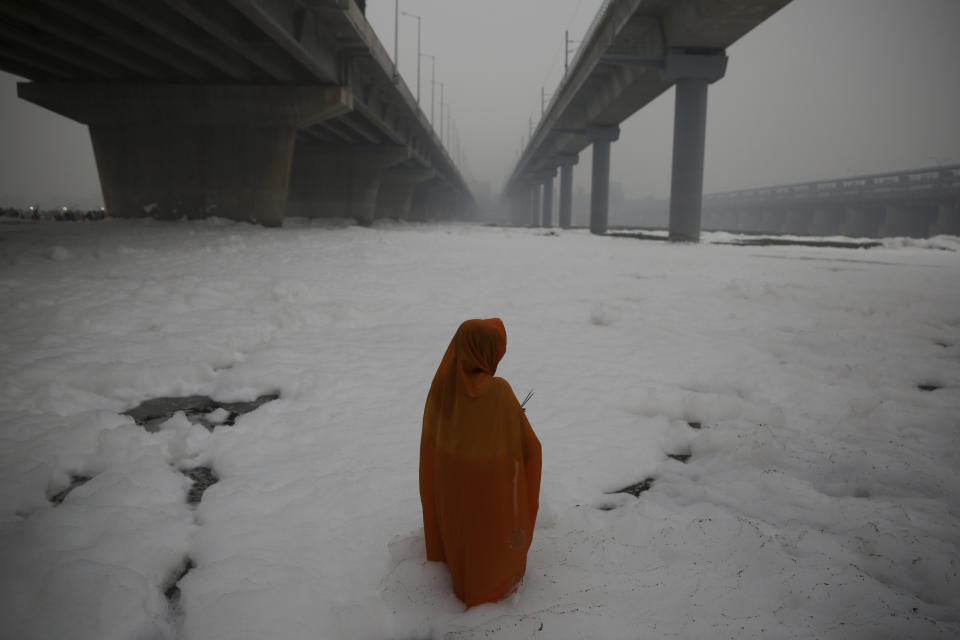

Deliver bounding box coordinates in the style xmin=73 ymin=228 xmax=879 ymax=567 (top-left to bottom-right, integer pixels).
xmin=420 ymin=318 xmax=542 ymax=608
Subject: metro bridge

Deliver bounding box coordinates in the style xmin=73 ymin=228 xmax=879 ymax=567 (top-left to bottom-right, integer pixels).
xmin=0 ymin=0 xmax=470 ymax=226
xmin=502 ymin=0 xmax=793 ymax=241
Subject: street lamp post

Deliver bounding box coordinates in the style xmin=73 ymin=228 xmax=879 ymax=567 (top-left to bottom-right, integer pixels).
xmin=393 ymin=0 xmax=399 ymax=80
xmin=401 ymin=11 xmax=421 ymax=105
xmin=565 ymin=30 xmax=580 ymax=74
xmin=421 ymin=53 xmax=436 ymax=126
xmin=438 ymin=81 xmax=445 ymax=144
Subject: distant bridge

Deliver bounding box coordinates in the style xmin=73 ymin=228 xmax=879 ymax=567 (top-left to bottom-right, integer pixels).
xmin=502 ymin=0 xmax=792 ymax=241
xmin=0 ymin=0 xmax=471 ymax=226
xmin=702 ymin=164 xmax=960 ymax=238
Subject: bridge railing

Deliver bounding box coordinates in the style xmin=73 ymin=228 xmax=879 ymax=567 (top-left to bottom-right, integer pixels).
xmin=516 ymin=0 xmax=625 ymax=180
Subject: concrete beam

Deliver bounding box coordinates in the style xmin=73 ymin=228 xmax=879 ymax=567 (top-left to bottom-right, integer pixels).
xmin=18 ymin=83 xmax=352 ymax=226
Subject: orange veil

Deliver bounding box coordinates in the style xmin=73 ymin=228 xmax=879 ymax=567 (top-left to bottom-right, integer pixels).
xmin=420 ymin=318 xmax=542 ymax=608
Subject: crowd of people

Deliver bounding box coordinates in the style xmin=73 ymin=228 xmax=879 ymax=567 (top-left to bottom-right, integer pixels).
xmin=1 ymin=206 xmax=107 ymax=222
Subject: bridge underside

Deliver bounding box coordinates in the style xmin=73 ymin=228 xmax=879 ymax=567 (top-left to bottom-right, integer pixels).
xmin=1 ymin=0 xmax=472 ymax=225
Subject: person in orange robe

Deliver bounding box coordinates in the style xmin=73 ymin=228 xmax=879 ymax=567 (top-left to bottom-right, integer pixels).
xmin=420 ymin=318 xmax=542 ymax=608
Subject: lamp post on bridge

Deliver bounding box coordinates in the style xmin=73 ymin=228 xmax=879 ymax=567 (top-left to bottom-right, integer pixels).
xmin=446 ymin=105 xmax=452 ymax=152
xmin=421 ymin=53 xmax=436 ymax=126
xmin=393 ymin=0 xmax=399 ymax=81
xmin=438 ymin=81 xmax=444 ymax=144
xmin=401 ymin=11 xmax=421 ymax=105
xmin=564 ymin=30 xmax=580 ymax=74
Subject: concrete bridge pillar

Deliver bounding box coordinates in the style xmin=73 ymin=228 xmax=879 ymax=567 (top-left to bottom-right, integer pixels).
xmin=409 ymin=179 xmax=447 ymax=221
xmin=879 ymin=204 xmax=937 ymax=238
xmin=809 ymin=206 xmax=844 ymax=236
xmin=18 ymin=83 xmax=350 ymax=227
xmin=759 ymin=209 xmax=782 ymax=234
xmin=541 ymin=169 xmax=557 ymax=227
xmin=374 ymin=168 xmax=435 ymax=220
xmin=286 ymin=144 xmax=410 ymax=225
xmin=558 ymin=154 xmax=578 ymax=228
xmin=530 ymin=183 xmax=542 ymax=228
xmin=510 ymin=189 xmax=529 ymax=226
xmin=706 ymin=207 xmax=735 ymax=232
xmin=661 ymin=53 xmax=728 ymax=242
xmin=783 ymin=208 xmax=812 ymax=235
xmin=930 ymin=200 xmax=960 ymax=236
xmin=840 ymin=205 xmax=883 ymax=238
xmin=588 ymin=125 xmax=620 ymax=235
xmin=739 ymin=208 xmax=763 ymax=233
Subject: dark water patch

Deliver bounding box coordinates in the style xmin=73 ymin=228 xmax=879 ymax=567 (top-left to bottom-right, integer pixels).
xmin=164 ymin=556 xmax=195 ymax=603
xmin=667 ymin=453 xmax=691 ymax=463
xmin=124 ymin=394 xmax=279 ymax=432
xmin=725 ymin=238 xmax=882 ymax=249
xmin=609 ymin=478 xmax=655 ymax=498
xmin=608 ymin=231 xmax=670 ymax=242
xmin=50 ymin=475 xmax=92 ymax=504
xmin=183 ymin=467 xmax=218 ymax=504
xmin=917 ymin=384 xmax=941 ymax=392
xmin=934 ymin=341 xmax=952 ymax=348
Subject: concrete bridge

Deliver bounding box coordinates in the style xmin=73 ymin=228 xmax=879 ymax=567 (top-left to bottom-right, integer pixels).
xmin=0 ymin=0 xmax=471 ymax=226
xmin=502 ymin=0 xmax=792 ymax=241
xmin=701 ymin=164 xmax=960 ymax=238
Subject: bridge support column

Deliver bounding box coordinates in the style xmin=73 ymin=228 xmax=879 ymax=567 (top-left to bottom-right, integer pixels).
xmin=841 ymin=205 xmax=882 ymax=238
xmin=507 ymin=190 xmax=528 ymax=226
xmin=286 ymin=144 xmax=410 ymax=225
xmin=18 ymin=83 xmax=351 ymax=227
xmin=930 ymin=200 xmax=960 ymax=236
xmin=668 ymin=79 xmax=709 ymax=241
xmin=410 ymin=179 xmax=447 ymax=221
xmin=542 ymin=170 xmax=556 ymax=227
xmin=374 ymin=168 xmax=435 ymax=220
xmin=879 ymin=204 xmax=936 ymax=238
xmin=809 ymin=206 xmax=844 ymax=236
xmin=588 ymin=126 xmax=620 ymax=235
xmin=783 ymin=208 xmax=812 ymax=235
xmin=739 ymin=208 xmax=763 ymax=233
xmin=759 ymin=209 xmax=782 ymax=234
xmin=558 ymin=154 xmax=578 ymax=229
xmin=662 ymin=53 xmax=728 ymax=242
xmin=530 ymin=183 xmax=542 ymax=227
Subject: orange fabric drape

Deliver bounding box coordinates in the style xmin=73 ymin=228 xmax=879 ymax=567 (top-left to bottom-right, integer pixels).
xmin=420 ymin=318 xmax=542 ymax=608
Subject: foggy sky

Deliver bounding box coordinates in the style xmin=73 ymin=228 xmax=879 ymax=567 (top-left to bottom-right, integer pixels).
xmin=1 ymin=0 xmax=958 ymax=208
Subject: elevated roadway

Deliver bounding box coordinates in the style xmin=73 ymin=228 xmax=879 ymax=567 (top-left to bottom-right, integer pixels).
xmin=0 ymin=0 xmax=471 ymax=226
xmin=702 ymin=164 xmax=960 ymax=237
xmin=503 ymin=0 xmax=791 ymax=240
